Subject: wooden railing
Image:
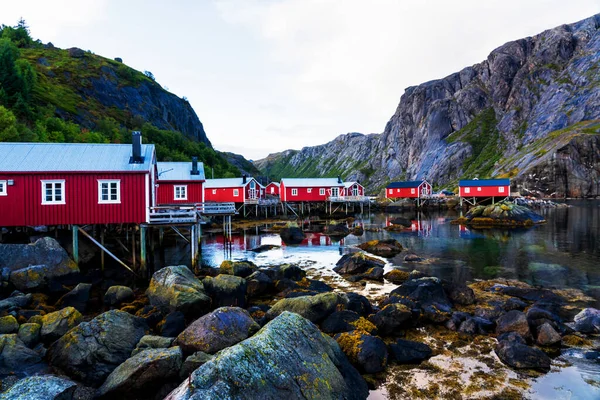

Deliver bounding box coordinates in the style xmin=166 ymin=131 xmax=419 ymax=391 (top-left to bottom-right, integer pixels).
xmin=328 ymin=195 xmax=370 ymax=203
xmin=148 ymin=202 xmax=237 ymax=224
xmin=244 ymin=198 xmax=280 ymax=206
xmin=195 ymin=202 xmax=237 ymax=215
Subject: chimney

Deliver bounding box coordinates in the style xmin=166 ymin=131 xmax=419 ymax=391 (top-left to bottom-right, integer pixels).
xmin=191 ymin=156 xmax=199 ymax=175
xmin=130 ymin=131 xmax=144 ymax=164
xmin=337 ymin=175 xmax=342 ymax=184
xmin=242 ymin=174 xmax=247 ymax=184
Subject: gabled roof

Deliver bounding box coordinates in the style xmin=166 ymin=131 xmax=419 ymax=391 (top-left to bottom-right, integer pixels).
xmin=0 ymin=142 xmax=154 ymax=172
xmin=459 ymin=179 xmax=510 ymax=187
xmin=267 ymin=182 xmax=280 ymax=187
xmin=204 ymin=177 xmax=262 ymax=189
xmin=343 ymin=181 xmax=362 ymax=188
xmin=387 ymin=180 xmax=427 ymax=189
xmin=281 ymin=178 xmax=343 ymax=187
xmin=157 ymin=162 xmax=205 ymax=181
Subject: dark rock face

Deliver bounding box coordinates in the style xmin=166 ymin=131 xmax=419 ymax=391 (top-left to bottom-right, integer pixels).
xmin=68 ymin=47 xmax=85 ymax=57
xmin=346 ymin=292 xmax=373 ymax=316
xmin=104 ymin=286 xmax=134 ymax=307
xmin=495 ymin=337 xmax=551 ymax=371
xmin=165 ymin=312 xmax=369 ymax=400
xmin=0 ymin=375 xmax=77 ymax=399
xmin=321 ymin=310 xmax=362 ymax=334
xmin=388 ymin=339 xmax=432 ymax=364
xmin=0 ymin=333 xmax=42 ymax=370
xmin=265 ymin=292 xmax=348 ymax=323
xmin=48 ymin=310 xmax=147 ymax=387
xmin=179 ymin=351 xmax=213 ymax=379
xmin=335 ymin=331 xmax=388 ymax=374
xmin=146 ymin=265 xmax=211 ymax=315
xmin=390 ymin=277 xmax=451 ymax=309
xmin=219 ymin=260 xmax=257 ymax=278
xmin=369 ymin=304 xmax=412 ymax=335
xmin=574 ymin=308 xmax=600 ymax=333
xmin=444 ymin=282 xmax=476 ymax=305
xmin=158 ymin=311 xmax=186 ymax=337
xmin=496 ymin=310 xmax=532 ymax=340
xmin=537 ymin=322 xmax=562 ymax=346
xmin=279 ymin=226 xmax=305 ymax=245
xmin=55 ymin=283 xmax=91 ymax=313
xmin=202 ymin=274 xmax=247 ymax=308
xmin=246 ymin=271 xmax=273 ymax=297
xmin=40 ymin=307 xmax=83 ymax=343
xmin=175 ymin=307 xmax=259 ymax=355
xmin=494 ymin=286 xmax=565 ymax=304
xmin=357 ymin=239 xmax=403 ymax=258
xmin=334 ymin=253 xmax=386 ymax=276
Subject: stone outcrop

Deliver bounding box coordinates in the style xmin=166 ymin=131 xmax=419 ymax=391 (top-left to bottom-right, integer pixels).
xmin=146 ymin=265 xmax=211 ymax=315
xmin=0 ymin=375 xmax=77 ymax=400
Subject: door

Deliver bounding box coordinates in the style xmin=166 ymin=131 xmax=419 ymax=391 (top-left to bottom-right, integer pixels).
xmin=331 ymin=187 xmax=339 ymax=197
xmin=352 ymin=186 xmax=359 ymax=196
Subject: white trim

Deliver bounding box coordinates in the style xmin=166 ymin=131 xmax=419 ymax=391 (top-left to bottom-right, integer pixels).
xmin=233 ymin=189 xmax=239 ymax=197
xmin=0 ymin=180 xmax=6 ymax=196
xmin=98 ymin=179 xmax=121 ymax=204
xmin=41 ymin=180 xmax=66 ymax=205
xmin=291 ymin=188 xmax=298 ymax=196
xmin=464 ymin=187 xmax=471 ymax=194
xmin=319 ymin=188 xmax=325 ymax=196
xmin=477 ymin=187 xmax=482 ymax=192
xmin=145 ymin=174 xmax=150 ymax=223
xmin=411 ymin=188 xmax=415 ymax=194
xmin=212 ymin=189 xmax=217 ymax=195
xmin=307 ymin=188 xmax=312 ymax=193
xmin=174 ymin=185 xmax=188 ymax=200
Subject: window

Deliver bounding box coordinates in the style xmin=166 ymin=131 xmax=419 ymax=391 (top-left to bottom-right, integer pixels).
xmin=319 ymin=188 xmax=325 ymax=196
xmin=388 ymin=189 xmax=393 ymax=195
xmin=174 ymin=185 xmax=187 ymax=200
xmin=233 ymin=189 xmax=239 ymax=197
xmin=499 ymin=186 xmax=505 ymax=193
xmin=464 ymin=187 xmax=470 ymax=194
xmin=270 ymin=187 xmax=275 ymax=194
xmin=397 ymin=188 xmax=400 ymax=193
xmin=477 ymin=187 xmax=482 ymax=192
xmin=98 ymin=180 xmax=120 ymax=204
xmin=212 ymin=189 xmax=217 ymax=195
xmin=411 ymin=188 xmax=415 ymax=194
xmin=42 ymin=180 xmax=65 ymax=205
xmin=0 ymin=180 xmax=6 ymax=196
xmin=292 ymin=188 xmax=298 ymax=196
xmin=307 ymin=188 xmax=312 ymax=193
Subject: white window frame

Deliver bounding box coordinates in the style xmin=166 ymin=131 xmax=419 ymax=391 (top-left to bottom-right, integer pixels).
xmin=307 ymin=188 xmax=312 ymax=193
xmin=270 ymin=187 xmax=275 ymax=194
xmin=212 ymin=189 xmax=217 ymax=195
xmin=233 ymin=189 xmax=239 ymax=197
xmin=174 ymin=185 xmax=187 ymax=200
xmin=477 ymin=187 xmax=482 ymax=192
xmin=41 ymin=180 xmax=66 ymax=205
xmin=388 ymin=189 xmax=393 ymax=195
xmin=464 ymin=187 xmax=471 ymax=194
xmin=411 ymin=188 xmax=415 ymax=194
xmin=98 ymin=180 xmax=121 ymax=204
xmin=499 ymin=186 xmax=505 ymax=193
xmin=397 ymin=188 xmax=400 ymax=193
xmin=0 ymin=180 xmax=6 ymax=196
xmin=291 ymin=188 xmax=298 ymax=196
xmin=319 ymin=188 xmax=325 ymax=196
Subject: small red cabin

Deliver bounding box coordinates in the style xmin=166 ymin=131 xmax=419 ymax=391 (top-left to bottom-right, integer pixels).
xmin=156 ymin=158 xmax=205 ymax=205
xmin=459 ymin=179 xmax=510 ymax=197
xmin=204 ymin=176 xmax=264 ymax=204
xmin=0 ymin=138 xmax=155 ymax=227
xmin=280 ymin=178 xmax=345 ymax=202
xmin=343 ymin=181 xmax=365 ymax=197
xmin=266 ymin=182 xmax=280 ymax=197
xmin=386 ymin=180 xmax=432 ymax=199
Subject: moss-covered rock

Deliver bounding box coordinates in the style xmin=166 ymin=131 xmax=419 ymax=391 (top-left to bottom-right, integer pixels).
xmin=17 ymin=322 xmax=41 ymax=348
xmin=369 ymin=303 xmax=412 ymax=335
xmin=40 ymin=306 xmax=82 ymax=343
xmin=334 ymin=252 xmax=386 ymax=276
xmin=455 ymin=200 xmax=546 ymax=228
xmin=202 ymin=274 xmax=247 ymax=308
xmin=265 ymin=292 xmax=348 ymax=323
xmin=384 ymin=269 xmax=410 ymax=284
xmin=0 ymin=375 xmax=77 ymax=400
xmin=219 ymin=260 xmax=257 ymax=278
xmin=335 ymin=330 xmax=388 ymax=374
xmin=146 ymin=265 xmax=211 ymax=315
xmin=131 ymin=335 xmax=174 ymax=356
xmin=357 ymin=239 xmax=403 ymax=258
xmin=0 ymin=315 xmax=19 ymax=334
xmin=104 ymin=285 xmax=134 ymax=307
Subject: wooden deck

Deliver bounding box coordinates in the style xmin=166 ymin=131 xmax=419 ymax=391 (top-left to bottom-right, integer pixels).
xmin=328 ymin=195 xmax=370 ymax=203
xmin=148 ymin=202 xmax=237 ymax=225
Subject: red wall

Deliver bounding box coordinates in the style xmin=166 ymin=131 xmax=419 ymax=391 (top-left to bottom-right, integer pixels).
xmin=157 ymin=181 xmax=204 ymax=205
xmin=281 ymin=184 xmax=344 ymax=202
xmin=266 ymin=183 xmax=280 ymax=196
xmin=0 ymin=172 xmax=148 ymax=227
xmin=386 ymin=182 xmax=431 ymax=199
xmin=459 ymin=185 xmax=509 ymax=197
xmin=343 ymin=184 xmax=364 ymax=196
xmin=204 ymin=180 xmax=264 ymax=203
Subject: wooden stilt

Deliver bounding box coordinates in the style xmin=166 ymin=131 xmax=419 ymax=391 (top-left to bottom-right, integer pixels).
xmin=132 ymin=225 xmax=136 ymax=271
xmin=140 ymin=225 xmax=147 ymax=276
xmin=100 ymin=228 xmax=105 ymax=272
xmin=76 ymin=226 xmax=136 ymax=275
xmin=72 ymin=225 xmax=79 ymax=266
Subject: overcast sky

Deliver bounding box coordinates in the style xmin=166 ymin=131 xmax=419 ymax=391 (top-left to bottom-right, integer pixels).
xmin=3 ymin=1 xmax=599 ymax=160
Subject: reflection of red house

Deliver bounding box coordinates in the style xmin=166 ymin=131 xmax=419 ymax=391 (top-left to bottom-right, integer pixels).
xmin=204 ymin=176 xmax=264 ymax=204
xmin=459 ymin=179 xmax=510 ymax=197
xmin=156 ymin=159 xmax=205 ymax=205
xmin=266 ymin=182 xmax=280 ymax=197
xmin=386 ymin=180 xmax=432 ymax=199
xmin=280 ymin=178 xmax=345 ymax=202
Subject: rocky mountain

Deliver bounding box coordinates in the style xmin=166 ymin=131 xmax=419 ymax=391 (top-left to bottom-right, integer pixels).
xmin=255 ymin=14 xmax=600 ymax=197
xmin=221 ymin=152 xmax=261 ymax=177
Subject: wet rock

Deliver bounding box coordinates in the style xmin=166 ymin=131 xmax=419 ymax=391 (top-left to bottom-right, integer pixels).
xmin=219 ymin=260 xmax=257 ymax=278
xmin=352 ymin=226 xmax=364 ymax=236
xmin=474 ymin=306 xmax=504 ymax=322
xmin=280 ymin=264 xmax=306 ymax=281
xmin=135 ymin=305 xmax=163 ymax=328
xmin=494 ymin=285 xmax=565 ymax=304
xmin=446 ymin=312 xmax=471 ymax=331
xmin=404 ymin=254 xmax=423 ymax=262
xmin=363 ymin=267 xmax=384 ymax=282
xmin=335 ymin=330 xmax=388 ymax=374
xmin=458 ymin=318 xmax=478 ymax=335
xmin=132 ymin=335 xmax=174 ymax=356
xmin=503 ymin=297 xmax=528 ymax=311
xmin=0 ymin=334 xmax=42 ymax=369
xmin=325 ymin=223 xmax=350 ymax=238
xmin=422 ymin=303 xmax=452 ymax=323
xmin=390 ymin=277 xmax=451 ymax=309
xmin=384 ymin=269 xmax=410 ymax=284
xmin=496 ymin=310 xmax=532 ymax=340
xmin=175 ymin=307 xmax=259 ymax=355
xmin=388 ymin=339 xmax=432 ymax=364
xmin=40 ymin=307 xmax=83 ymax=343
xmin=460 ymin=201 xmax=546 ymax=227
xmin=249 ymin=244 xmax=281 ymax=253
xmin=472 ymin=317 xmax=495 ymax=333
xmin=246 ymin=271 xmax=273 ymax=297
xmin=0 ymin=315 xmax=19 ymax=334
xmin=369 ymin=303 xmax=412 ymax=335
xmin=17 ymin=323 xmax=40 ymax=348
xmin=536 ymin=322 xmax=562 ymax=346
xmin=444 ymin=282 xmax=476 ymax=305
xmin=179 ymin=351 xmax=213 ymax=379
xmin=48 ymin=310 xmax=147 ymax=387
xmin=96 ymin=347 xmax=183 ymax=398
xmin=495 ymin=337 xmax=551 ymax=371
xmin=265 ymin=292 xmax=348 ymax=323
xmin=345 ymin=292 xmax=373 ymax=316
xmin=334 ymin=253 xmax=385 ymax=276
xmin=574 ymin=308 xmax=600 ymax=334
xmin=0 ymin=375 xmax=77 ymax=400
xmin=146 ymin=265 xmax=211 ymax=315
xmin=158 ymin=311 xmax=186 ymax=337
xmin=104 ymin=286 xmax=134 ymax=307
xmin=321 ymin=310 xmax=362 ymax=334
xmin=279 ymin=226 xmax=305 ymax=245
xmin=357 ymin=239 xmax=403 ymax=258
xmin=165 ymin=312 xmax=368 ymax=400
xmin=390 ymin=217 xmax=412 ymax=227
xmin=55 ymin=283 xmax=91 ymax=313
xmin=203 ymin=274 xmax=247 ymax=308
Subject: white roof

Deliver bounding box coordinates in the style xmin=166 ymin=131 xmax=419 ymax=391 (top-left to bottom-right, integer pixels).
xmin=204 ymin=177 xmax=263 ymax=189
xmin=267 ymin=182 xmax=280 ymax=187
xmin=281 ymin=178 xmax=343 ymax=187
xmin=157 ymin=162 xmax=205 ymax=181
xmin=0 ymin=142 xmax=154 ymax=172
xmin=343 ymin=181 xmax=362 ymax=188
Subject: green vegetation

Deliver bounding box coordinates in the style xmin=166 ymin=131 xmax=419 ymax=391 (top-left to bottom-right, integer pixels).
xmin=0 ymin=20 xmax=237 ymax=178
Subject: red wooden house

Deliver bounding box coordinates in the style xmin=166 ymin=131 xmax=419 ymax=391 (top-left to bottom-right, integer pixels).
xmin=386 ymin=180 xmax=432 ymax=199
xmin=0 ymin=135 xmax=155 ymax=227
xmin=458 ymin=179 xmax=510 ymax=198
xmin=280 ymin=178 xmax=345 ymax=202
xmin=204 ymin=176 xmax=264 ymax=204
xmin=156 ymin=158 xmax=205 ymax=205
xmin=343 ymin=181 xmax=365 ymax=197
xmin=266 ymin=182 xmax=280 ymax=197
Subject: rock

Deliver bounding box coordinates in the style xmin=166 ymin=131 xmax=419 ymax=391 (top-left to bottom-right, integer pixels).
xmin=444 ymin=282 xmax=476 ymax=305
xmin=67 ymin=47 xmax=85 ymax=57
xmin=165 ymin=312 xmax=368 ymax=400
xmin=48 ymin=310 xmax=147 ymax=387
xmin=265 ymin=292 xmax=348 ymax=323
xmin=0 ymin=315 xmax=19 ymax=334
xmin=0 ymin=333 xmax=42 ymax=369
xmin=280 ymin=264 xmax=306 ymax=281
xmin=461 ymin=201 xmax=546 ymax=227
xmin=219 ymin=260 xmax=257 ymax=278
xmin=17 ymin=323 xmax=40 ymax=348
xmin=458 ymin=318 xmax=478 ymax=335
xmin=574 ymin=308 xmax=600 ymax=334
xmin=249 ymin=244 xmax=281 ymax=253
xmin=369 ymin=303 xmax=412 ymax=335
xmin=146 ymin=265 xmax=211 ymax=315
xmin=40 ymin=307 xmax=83 ymax=343
xmin=203 ymin=274 xmax=247 ymax=308
xmin=279 ymin=226 xmax=305 ymax=245
xmin=503 ymin=297 xmax=528 ymax=311
xmin=404 ymin=254 xmax=423 ymax=262
xmin=496 ymin=310 xmax=532 ymax=340
xmin=334 ymin=253 xmax=385 ymax=276
xmin=325 ymin=223 xmax=350 ymax=238
xmin=246 ymin=271 xmax=273 ymax=297
xmin=104 ymin=286 xmax=134 ymax=307
xmin=390 ymin=217 xmax=412 ymax=227
xmin=388 ymin=339 xmax=432 ymax=364
xmin=494 ymin=286 xmax=565 ymax=304
xmin=474 ymin=306 xmax=504 ymax=322
xmin=422 ymin=303 xmax=452 ymax=323
xmin=114 ymin=57 xmax=123 ymax=62
xmin=335 ymin=330 xmax=388 ymax=374
xmin=134 ymin=305 xmax=163 ymax=328
xmin=345 ymin=292 xmax=373 ymax=316
xmin=357 ymin=239 xmax=403 ymax=258
xmin=536 ymin=322 xmax=562 ymax=346
xmin=179 ymin=351 xmax=213 ymax=379
xmin=55 ymin=283 xmax=91 ymax=313
xmin=0 ymin=375 xmax=77 ymax=399
xmin=384 ymin=269 xmax=410 ymax=284
xmin=495 ymin=338 xmax=551 ymax=371
xmin=321 ymin=310 xmax=362 ymax=334
xmin=132 ymin=335 xmax=174 ymax=356
xmin=158 ymin=311 xmax=186 ymax=337
xmin=96 ymin=347 xmax=183 ymax=398
xmin=175 ymin=307 xmax=259 ymax=355
xmin=352 ymin=226 xmax=364 ymax=236
xmin=361 ymin=267 xmax=384 ymax=282
xmin=446 ymin=311 xmax=470 ymax=331
xmin=389 ymin=277 xmax=451 ymax=309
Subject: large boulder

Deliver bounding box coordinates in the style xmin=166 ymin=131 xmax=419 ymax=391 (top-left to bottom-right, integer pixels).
xmin=496 ymin=310 xmax=532 ymax=340
xmin=383 ymin=269 xmax=410 ymax=284
xmin=165 ymin=312 xmax=368 ymax=400
xmin=104 ymin=285 xmax=134 ymax=307
xmin=389 ymin=277 xmax=451 ymax=309
xmin=443 ymin=282 xmax=476 ymax=305
xmin=574 ymin=308 xmax=600 ymax=334
xmin=175 ymin=307 xmax=259 ymax=355
xmin=96 ymin=347 xmax=183 ymax=398
xmin=388 ymin=339 xmax=432 ymax=364
xmin=0 ymin=333 xmax=42 ymax=370
xmin=202 ymin=274 xmax=247 ymax=308
xmin=246 ymin=271 xmax=273 ymax=297
xmin=357 ymin=239 xmax=403 ymax=258
xmin=459 ymin=201 xmax=546 ymax=227
xmin=279 ymin=226 xmax=305 ymax=245
xmin=0 ymin=375 xmax=77 ymax=400
xmin=265 ymin=292 xmax=348 ymax=323
xmin=219 ymin=260 xmax=257 ymax=278
xmin=321 ymin=310 xmax=363 ymax=334
xmin=334 ymin=253 xmax=385 ymax=276
xmin=495 ymin=335 xmax=551 ymax=371
xmin=1 ymin=238 xmax=79 ymax=291
xmin=536 ymin=322 xmax=562 ymax=346
xmin=0 ymin=315 xmax=19 ymax=334
xmin=179 ymin=351 xmax=213 ymax=379
xmin=493 ymin=285 xmax=565 ymax=304
xmin=40 ymin=307 xmax=83 ymax=343
xmin=0 ymin=292 xmax=32 ymax=311
xmin=146 ymin=266 xmax=211 ymax=315
xmin=369 ymin=303 xmax=412 ymax=335
xmin=48 ymin=310 xmax=147 ymax=387
xmin=55 ymin=283 xmax=91 ymax=313
xmin=335 ymin=330 xmax=388 ymax=374
xmin=132 ymin=335 xmax=174 ymax=356
xmin=17 ymin=323 xmax=41 ymax=348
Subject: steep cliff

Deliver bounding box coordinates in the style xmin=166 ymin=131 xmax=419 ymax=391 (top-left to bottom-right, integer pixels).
xmin=255 ymin=14 xmax=600 ymax=197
